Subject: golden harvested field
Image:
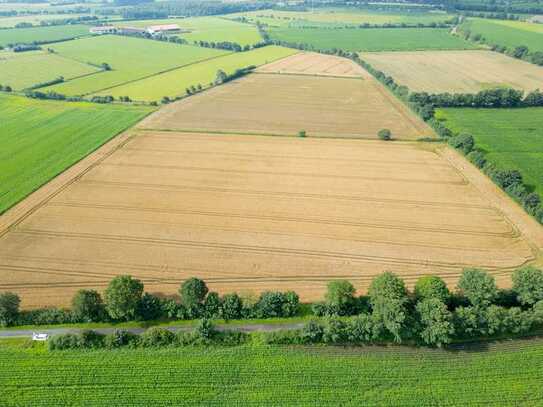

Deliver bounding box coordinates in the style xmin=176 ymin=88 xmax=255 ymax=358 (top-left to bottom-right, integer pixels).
xmin=138 ymin=73 xmax=431 ymax=139
xmin=0 ymin=132 xmax=541 ymax=308
xmin=255 ymin=52 xmax=372 ymax=78
xmin=361 ymin=50 xmax=543 ymax=93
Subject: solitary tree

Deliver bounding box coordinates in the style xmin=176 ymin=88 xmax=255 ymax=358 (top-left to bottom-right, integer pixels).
xmin=104 ymin=276 xmax=144 ymax=321
xmin=378 ymin=129 xmax=392 ymax=141
xmin=214 ymin=69 xmax=228 ymax=85
xmin=0 ymin=292 xmax=20 ymax=327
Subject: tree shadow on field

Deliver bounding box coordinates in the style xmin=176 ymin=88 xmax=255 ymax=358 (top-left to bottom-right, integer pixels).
xmin=444 ymin=334 xmax=543 ymax=354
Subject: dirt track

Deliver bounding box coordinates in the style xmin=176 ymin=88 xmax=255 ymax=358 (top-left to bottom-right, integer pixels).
xmin=0 ymin=132 xmax=540 ymax=308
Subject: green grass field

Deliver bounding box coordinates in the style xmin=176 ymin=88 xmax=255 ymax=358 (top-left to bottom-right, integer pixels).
xmin=0 ymin=50 xmax=99 ymax=90
xmin=0 ymin=24 xmax=90 ymax=47
xmin=120 ymin=16 xmax=262 ymax=46
xmin=437 ymin=107 xmax=543 ymax=195
xmin=227 ymin=8 xmax=456 ymax=27
xmin=44 ymin=35 xmax=228 ymax=96
xmin=268 ymin=27 xmax=476 ymax=52
xmin=461 ymin=18 xmax=543 ymax=52
xmin=0 ymin=93 xmax=153 ymax=215
xmin=1 ymin=339 xmax=542 ymax=405
xmin=95 ymin=45 xmax=298 ymax=101
xmin=0 ymin=13 xmax=91 ymax=28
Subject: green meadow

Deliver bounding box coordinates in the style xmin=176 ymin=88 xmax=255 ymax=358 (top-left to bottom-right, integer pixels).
xmin=437 ymin=107 xmax=543 ymax=195
xmin=96 ymin=45 xmax=298 ymax=101
xmin=1 ymin=339 xmax=542 ymax=405
xmin=121 ymin=16 xmax=263 ymax=46
xmin=0 ymin=94 xmax=153 ymax=214
xmin=44 ymin=35 xmax=228 ymax=96
xmin=0 ymin=24 xmax=90 ymax=47
xmin=0 ymin=51 xmax=99 ymax=90
xmin=461 ymin=18 xmax=543 ymax=52
xmin=268 ymin=27 xmax=476 ymax=52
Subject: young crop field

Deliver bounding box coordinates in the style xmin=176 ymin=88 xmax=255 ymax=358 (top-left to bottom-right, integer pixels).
xmin=461 ymin=18 xmax=543 ymax=52
xmin=139 ymin=73 xmax=431 ymax=138
xmin=0 ymin=93 xmax=153 ymax=216
xmin=256 ymin=51 xmax=371 ymax=78
xmin=437 ymin=107 xmax=543 ymax=195
xmin=0 ymin=50 xmax=100 ymax=90
xmin=0 ymin=13 xmax=91 ymax=28
xmin=227 ymin=8 xmax=456 ymax=27
xmin=0 ymin=131 xmax=540 ymax=308
xmin=44 ymin=35 xmax=228 ymax=96
xmin=2 ymin=339 xmax=543 ymax=404
xmin=267 ymin=27 xmax=477 ymax=52
xmin=361 ymin=50 xmax=543 ymax=93
xmin=0 ymin=24 xmax=90 ymax=47
xmin=94 ymin=45 xmax=297 ymax=102
xmin=119 ymin=16 xmax=262 ymax=46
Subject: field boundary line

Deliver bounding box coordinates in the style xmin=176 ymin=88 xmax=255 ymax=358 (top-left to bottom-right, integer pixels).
xmin=0 ymin=102 xmax=155 ymax=237
xmin=253 ymin=71 xmax=366 ymax=80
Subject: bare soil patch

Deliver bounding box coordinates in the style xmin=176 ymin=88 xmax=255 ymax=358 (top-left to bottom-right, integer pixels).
xmin=256 ymin=52 xmax=372 ymax=78
xmin=0 ymin=132 xmax=539 ymax=308
xmin=361 ymin=50 xmax=543 ymax=93
xmin=138 ymin=73 xmax=432 ymax=140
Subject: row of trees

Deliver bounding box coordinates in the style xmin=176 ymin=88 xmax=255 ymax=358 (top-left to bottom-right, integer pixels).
xmin=40 ymin=267 xmax=543 ymax=349
xmin=448 ymin=132 xmax=543 ymax=223
xmin=0 ymin=276 xmax=300 ymax=327
xmin=408 ymin=88 xmax=543 ymax=108
xmin=0 ymin=84 xmax=13 ymax=92
xmin=459 ymin=27 xmax=543 ymax=66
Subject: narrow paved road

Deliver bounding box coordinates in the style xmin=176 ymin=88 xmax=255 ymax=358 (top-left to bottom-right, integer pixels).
xmin=0 ymin=322 xmax=306 ymax=338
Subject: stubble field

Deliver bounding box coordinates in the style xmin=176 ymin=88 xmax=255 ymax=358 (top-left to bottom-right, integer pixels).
xmin=361 ymin=50 xmax=543 ymax=93
xmin=0 ymin=131 xmax=540 ymax=308
xmin=138 ymin=73 xmax=431 ymax=139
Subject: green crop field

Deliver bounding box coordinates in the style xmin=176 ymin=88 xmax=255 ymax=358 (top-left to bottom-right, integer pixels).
xmin=437 ymin=107 xmax=543 ymax=195
xmin=0 ymin=93 xmax=153 ymax=214
xmin=0 ymin=24 xmax=90 ymax=47
xmin=95 ymin=45 xmax=298 ymax=101
xmin=227 ymin=8 xmax=456 ymax=27
xmin=0 ymin=50 xmax=99 ymax=90
xmin=43 ymin=35 xmax=228 ymax=96
xmin=461 ymin=18 xmax=543 ymax=52
xmin=267 ymin=27 xmax=476 ymax=52
xmin=0 ymin=13 xmax=91 ymax=28
xmin=1 ymin=339 xmax=542 ymax=405
xmin=120 ymin=16 xmax=263 ymax=46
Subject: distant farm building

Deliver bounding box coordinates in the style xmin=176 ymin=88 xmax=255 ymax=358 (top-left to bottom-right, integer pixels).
xmin=146 ymin=24 xmax=181 ymax=35
xmin=90 ymin=26 xmax=116 ymax=35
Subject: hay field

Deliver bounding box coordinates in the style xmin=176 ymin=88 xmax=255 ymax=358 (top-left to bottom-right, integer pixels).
xmin=0 ymin=132 xmax=540 ymax=308
xmin=361 ymin=50 xmax=543 ymax=93
xmin=0 ymin=51 xmax=99 ymax=90
xmin=138 ymin=73 xmax=431 ymax=139
xmin=256 ymin=52 xmax=371 ymax=78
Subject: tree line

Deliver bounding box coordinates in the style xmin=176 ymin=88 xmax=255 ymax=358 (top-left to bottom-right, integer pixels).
xmin=20 ymin=266 xmax=543 ymax=350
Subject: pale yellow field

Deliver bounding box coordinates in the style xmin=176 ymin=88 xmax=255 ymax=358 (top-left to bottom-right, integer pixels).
xmin=256 ymin=52 xmax=372 ymax=78
xmin=0 ymin=132 xmax=541 ymax=308
xmin=361 ymin=50 xmax=543 ymax=93
xmin=138 ymin=73 xmax=432 ymax=139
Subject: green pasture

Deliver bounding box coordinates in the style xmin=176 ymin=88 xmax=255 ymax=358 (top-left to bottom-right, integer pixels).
xmin=268 ymin=26 xmax=476 ymax=52
xmin=0 ymin=93 xmax=153 ymax=214
xmin=227 ymin=8 xmax=456 ymax=27
xmin=461 ymin=18 xmax=543 ymax=52
xmin=0 ymin=50 xmax=99 ymax=90
xmin=0 ymin=24 xmax=90 ymax=47
xmin=96 ymin=45 xmax=298 ymax=101
xmin=437 ymin=107 xmax=543 ymax=195
xmin=44 ymin=35 xmax=228 ymax=96
xmin=1 ymin=339 xmax=542 ymax=405
xmin=119 ymin=16 xmax=262 ymax=46
xmin=0 ymin=13 xmax=91 ymax=28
